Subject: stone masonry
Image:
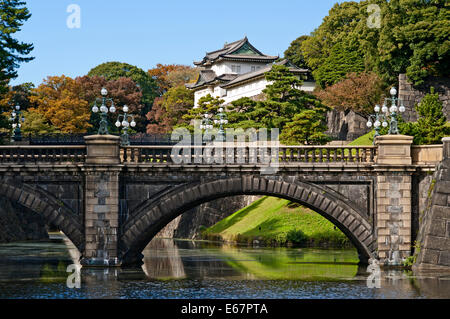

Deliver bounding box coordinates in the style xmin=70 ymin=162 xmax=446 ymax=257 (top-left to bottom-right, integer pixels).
xmin=376 ymin=173 xmax=412 ymax=265
xmin=375 ymin=135 xmax=414 ymax=265
xmin=398 ymin=73 xmax=450 ymax=122
xmin=81 ymin=135 xmax=122 ymax=266
xmin=414 ymin=137 xmax=450 ymax=271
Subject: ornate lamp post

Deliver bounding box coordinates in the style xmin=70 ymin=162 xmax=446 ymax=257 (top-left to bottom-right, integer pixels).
xmin=367 ymin=87 xmax=406 ymax=142
xmin=200 ymin=113 xmax=213 ymax=141
xmin=9 ymin=104 xmax=25 ymax=142
xmin=214 ymin=107 xmax=228 ymax=142
xmin=91 ymin=88 xmax=116 ymax=135
xmin=366 ymin=105 xmax=388 ymax=145
xmin=115 ymin=105 xmax=136 ymax=146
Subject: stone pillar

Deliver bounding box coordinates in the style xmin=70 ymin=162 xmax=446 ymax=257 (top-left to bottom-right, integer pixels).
xmin=442 ymin=137 xmax=450 ymax=160
xmin=81 ymin=135 xmax=122 ymax=267
xmin=375 ymin=135 xmax=414 ymax=266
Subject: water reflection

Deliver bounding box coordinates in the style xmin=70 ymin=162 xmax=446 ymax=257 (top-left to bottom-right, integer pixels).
xmin=142 ymin=239 xmax=361 ymax=281
xmin=0 ymin=236 xmax=448 ymax=299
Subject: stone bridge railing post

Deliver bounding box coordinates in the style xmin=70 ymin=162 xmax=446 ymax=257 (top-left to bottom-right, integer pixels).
xmin=375 ymin=135 xmax=414 ymax=266
xmin=81 ymin=135 xmax=122 ymax=267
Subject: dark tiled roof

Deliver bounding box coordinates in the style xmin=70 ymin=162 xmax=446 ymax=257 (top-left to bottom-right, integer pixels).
xmin=194 ymin=37 xmax=278 ymax=66
xmin=220 ymin=60 xmax=309 ymax=89
xmin=187 ymin=70 xmax=238 ymax=89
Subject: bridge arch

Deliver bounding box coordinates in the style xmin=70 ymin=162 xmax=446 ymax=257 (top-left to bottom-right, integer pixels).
xmin=0 ymin=179 xmax=84 ymax=253
xmin=120 ymin=176 xmax=376 ymax=266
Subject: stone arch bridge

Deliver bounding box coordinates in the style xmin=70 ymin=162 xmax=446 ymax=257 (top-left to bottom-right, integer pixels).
xmin=0 ymin=135 xmax=447 ymax=267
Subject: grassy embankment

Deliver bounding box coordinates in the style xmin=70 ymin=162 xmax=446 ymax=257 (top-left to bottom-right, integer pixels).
xmin=349 ymin=122 xmax=450 ymax=146
xmin=202 ymin=196 xmax=351 ymax=248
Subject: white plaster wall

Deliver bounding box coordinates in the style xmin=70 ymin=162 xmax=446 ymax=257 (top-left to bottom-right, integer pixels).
xmin=224 ymin=78 xmax=269 ymax=104
xmin=194 ymin=80 xmax=316 ymax=106
xmin=301 ymin=81 xmax=316 ymax=92
xmin=212 ymin=61 xmax=268 ymax=76
xmin=194 ymin=87 xmax=215 ymax=107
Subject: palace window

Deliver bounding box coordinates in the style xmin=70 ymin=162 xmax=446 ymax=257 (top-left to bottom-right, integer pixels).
xmin=231 ymin=65 xmax=241 ymax=74
xmin=251 ymin=66 xmax=256 ymax=72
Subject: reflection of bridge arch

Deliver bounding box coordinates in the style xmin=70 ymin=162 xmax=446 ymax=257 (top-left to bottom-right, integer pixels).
xmin=0 ymin=179 xmax=84 ymax=253
xmin=120 ymin=176 xmax=376 ymax=266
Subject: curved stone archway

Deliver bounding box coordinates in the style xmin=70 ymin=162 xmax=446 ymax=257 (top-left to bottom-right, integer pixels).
xmin=0 ymin=180 xmax=84 ymax=253
xmin=120 ymin=176 xmax=376 ymax=266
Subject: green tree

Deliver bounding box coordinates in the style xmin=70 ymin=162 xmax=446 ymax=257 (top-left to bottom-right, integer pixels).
xmin=260 ymin=64 xmax=328 ymax=131
xmin=283 ymin=35 xmax=309 ymax=69
xmin=280 ymin=109 xmax=331 ymax=145
xmin=260 ymin=64 xmax=306 ymax=129
xmin=21 ymin=109 xmax=60 ymax=136
xmin=0 ymin=0 xmax=34 ymax=133
xmin=313 ymin=41 xmax=365 ymax=88
xmin=377 ymin=0 xmax=450 ymax=85
xmin=0 ymin=0 xmax=34 ymax=95
xmin=299 ymin=0 xmax=449 ymax=87
xmin=88 ymin=62 xmax=158 ymax=124
xmin=182 ymin=94 xmax=224 ymax=131
xmin=227 ymin=65 xmax=330 ymax=145
xmin=301 ymin=1 xmax=366 ymax=73
xmin=227 ymin=97 xmax=265 ymax=130
xmin=401 ymin=87 xmax=450 ymax=145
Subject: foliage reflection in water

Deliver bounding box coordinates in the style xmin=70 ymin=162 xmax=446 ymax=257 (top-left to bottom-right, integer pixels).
xmin=0 ymin=235 xmax=448 ymax=299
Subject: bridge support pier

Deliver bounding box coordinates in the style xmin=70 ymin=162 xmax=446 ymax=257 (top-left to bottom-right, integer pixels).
xmin=375 ymin=135 xmax=414 ymax=266
xmin=80 ymin=135 xmax=122 ymax=267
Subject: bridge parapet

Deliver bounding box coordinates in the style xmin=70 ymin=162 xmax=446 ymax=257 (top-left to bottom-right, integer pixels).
xmin=0 ymin=145 xmax=86 ymax=164
xmin=120 ymin=145 xmax=377 ymax=165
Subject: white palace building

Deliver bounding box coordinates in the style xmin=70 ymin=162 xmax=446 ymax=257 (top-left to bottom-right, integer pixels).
xmin=187 ymin=37 xmax=316 ymax=107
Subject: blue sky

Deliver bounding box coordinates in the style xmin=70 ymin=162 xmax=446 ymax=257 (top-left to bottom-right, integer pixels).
xmin=12 ymin=0 xmax=347 ymax=86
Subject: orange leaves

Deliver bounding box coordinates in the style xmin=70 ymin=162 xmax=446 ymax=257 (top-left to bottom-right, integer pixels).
xmin=30 ymin=75 xmax=91 ymax=133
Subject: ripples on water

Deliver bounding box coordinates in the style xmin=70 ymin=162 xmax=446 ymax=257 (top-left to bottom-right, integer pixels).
xmin=0 ymin=235 xmax=448 ymax=299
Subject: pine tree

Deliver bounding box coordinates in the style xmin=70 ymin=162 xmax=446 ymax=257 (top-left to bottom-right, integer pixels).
xmin=402 ymin=87 xmax=450 ymax=145
xmin=226 ymin=97 xmax=265 ymax=130
xmin=0 ymin=0 xmax=34 ymax=95
xmin=261 ymin=64 xmax=308 ymax=129
xmin=182 ymin=94 xmax=224 ymax=131
xmin=280 ymin=109 xmax=331 ymax=145
xmin=0 ymin=0 xmax=34 ymax=133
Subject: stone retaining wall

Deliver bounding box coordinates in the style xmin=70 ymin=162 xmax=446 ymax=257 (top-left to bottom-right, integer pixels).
xmin=414 ymin=137 xmax=450 ymax=271
xmin=398 ymin=74 xmax=450 ymax=122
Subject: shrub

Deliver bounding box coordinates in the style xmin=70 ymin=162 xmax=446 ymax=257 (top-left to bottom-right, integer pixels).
xmin=286 ymin=229 xmax=307 ymax=245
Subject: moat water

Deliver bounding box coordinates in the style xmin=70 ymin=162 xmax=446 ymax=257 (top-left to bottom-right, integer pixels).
xmin=0 ymin=235 xmax=448 ymax=299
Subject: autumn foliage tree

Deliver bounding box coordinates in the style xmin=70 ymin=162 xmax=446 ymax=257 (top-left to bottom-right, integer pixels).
xmin=30 ymin=76 xmax=91 ymax=133
xmin=315 ymin=72 xmax=385 ymax=115
xmin=0 ymin=82 xmax=34 ymax=133
xmin=146 ymin=64 xmax=198 ymax=134
xmin=28 ymin=75 xmax=145 ymax=134
xmin=77 ymin=76 xmax=144 ymax=132
xmin=148 ymin=64 xmax=198 ymax=94
xmin=146 ymin=85 xmax=194 ymax=134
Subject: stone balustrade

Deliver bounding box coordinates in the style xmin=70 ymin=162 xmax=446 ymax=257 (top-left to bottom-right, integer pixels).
xmin=0 ymin=145 xmax=86 ymax=163
xmin=121 ymin=145 xmax=377 ymax=164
